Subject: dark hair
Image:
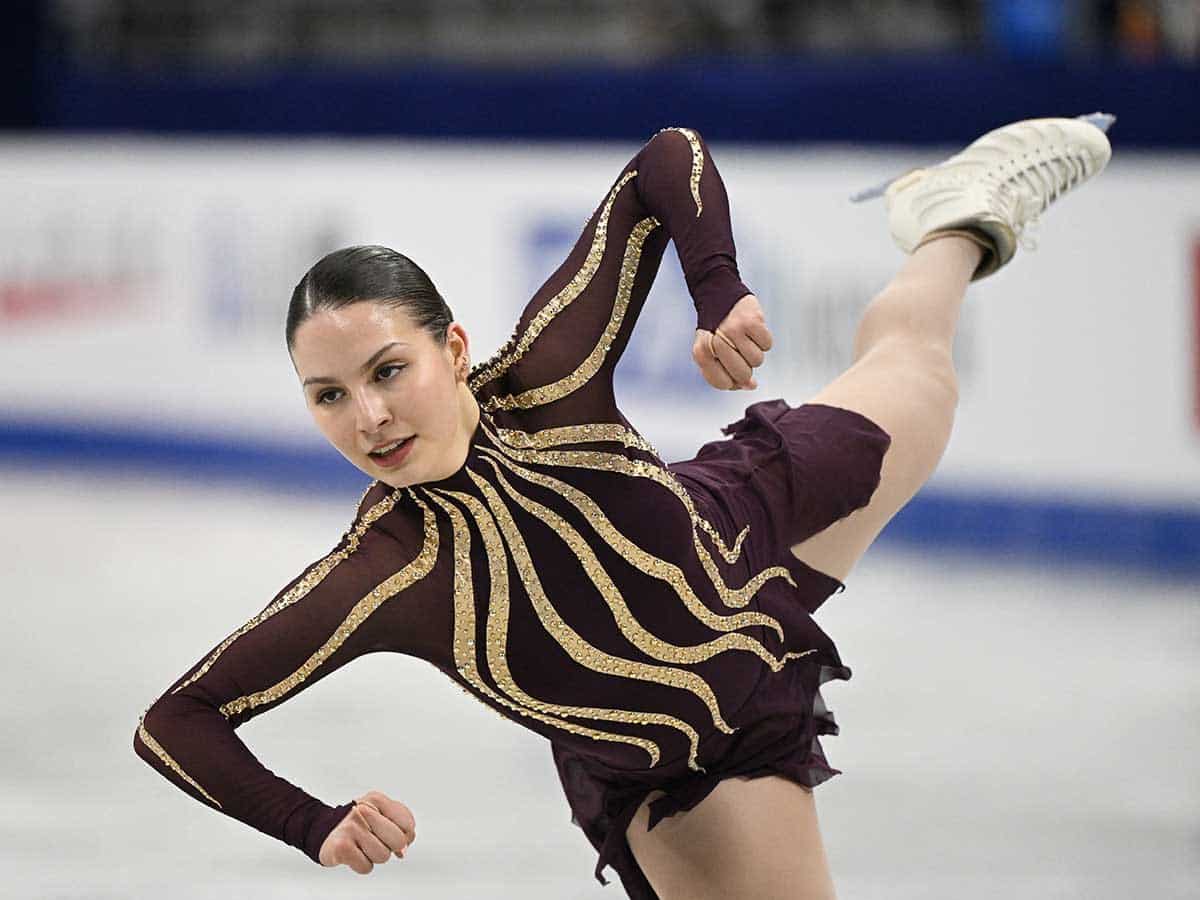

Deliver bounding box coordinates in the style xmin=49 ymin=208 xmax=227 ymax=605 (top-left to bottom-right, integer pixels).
xmin=286 ymin=245 xmax=454 ymax=351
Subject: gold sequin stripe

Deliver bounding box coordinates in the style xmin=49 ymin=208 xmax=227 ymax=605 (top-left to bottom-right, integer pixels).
xmin=656 ymin=126 xmax=705 ymax=217
xmin=490 ymin=419 xmax=748 ymax=565
xmin=218 ymin=494 xmax=438 ymax=720
xmin=468 ymin=469 xmax=735 ymax=744
xmin=445 ymin=481 xmax=708 ymax=771
xmin=423 ymin=489 xmax=669 ymax=769
xmin=482 ymin=421 xmax=793 ymax=607
xmin=172 ymin=491 xmax=402 ymax=696
xmin=481 ymin=216 xmax=660 ymax=414
xmin=469 ymin=170 xmax=639 ymax=394
xmin=479 ymin=446 xmax=783 ymax=645
xmin=487 ymin=460 xmax=816 ymax=672
xmin=136 ymin=711 xmax=222 ymax=808
xmin=486 ymin=453 xmax=816 ymax=668
xmin=494 ymin=422 xmax=658 ymax=455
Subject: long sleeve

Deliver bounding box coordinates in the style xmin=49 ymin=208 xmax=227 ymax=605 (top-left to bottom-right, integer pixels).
xmin=133 ymin=491 xmax=445 ymax=864
xmin=468 ymin=127 xmax=752 ymax=429
xmin=632 ymin=128 xmax=753 ymax=334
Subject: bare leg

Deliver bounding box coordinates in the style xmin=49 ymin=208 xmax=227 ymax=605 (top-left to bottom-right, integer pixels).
xmin=790 ymin=234 xmax=984 ymax=581
xmin=625 ymin=776 xmax=837 ymax=900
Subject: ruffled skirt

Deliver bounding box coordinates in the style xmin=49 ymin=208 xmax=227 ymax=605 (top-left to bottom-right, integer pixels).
xmin=551 ymin=400 xmax=891 ymax=898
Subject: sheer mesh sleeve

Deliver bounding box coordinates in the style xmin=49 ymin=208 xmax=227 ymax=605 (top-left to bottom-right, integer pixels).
xmin=133 ymin=493 xmax=444 ymax=865
xmin=468 ymin=127 xmax=752 ymax=429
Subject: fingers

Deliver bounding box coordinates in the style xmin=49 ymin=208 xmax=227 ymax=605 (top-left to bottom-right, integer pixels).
xmin=700 ymin=331 xmax=739 ymax=388
xmin=718 ymin=327 xmax=766 ymax=369
xmin=347 ymin=841 xmax=375 ymax=875
xmin=345 ymin=804 xmax=395 ymax=869
xmin=357 ymin=800 xmax=414 ymax=857
xmin=709 ymin=329 xmax=755 ymax=389
xmin=744 ymin=319 xmax=773 ymax=354
xmin=360 ymin=790 xmax=417 ymax=846
xmin=693 ymin=332 xmax=737 ymax=390
xmin=323 ymin=823 xmax=384 ymax=875
xmin=322 ymin=793 xmax=418 ymax=875
xmin=692 ymin=292 xmax=775 ymax=392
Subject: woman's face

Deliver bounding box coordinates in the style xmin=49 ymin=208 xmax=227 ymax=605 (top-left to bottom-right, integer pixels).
xmin=290 ymin=301 xmax=474 ymax=489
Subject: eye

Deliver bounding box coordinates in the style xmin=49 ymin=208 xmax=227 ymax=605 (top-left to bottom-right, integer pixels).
xmin=316 ymin=389 xmax=342 ymax=406
xmin=377 ymin=363 xmax=406 ymax=380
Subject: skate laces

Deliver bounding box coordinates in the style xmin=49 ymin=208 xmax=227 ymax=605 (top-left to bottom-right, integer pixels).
xmin=990 ymin=148 xmax=1090 ymax=251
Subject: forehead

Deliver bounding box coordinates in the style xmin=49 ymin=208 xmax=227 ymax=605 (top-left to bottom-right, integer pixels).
xmin=292 ymin=302 xmax=425 ymax=371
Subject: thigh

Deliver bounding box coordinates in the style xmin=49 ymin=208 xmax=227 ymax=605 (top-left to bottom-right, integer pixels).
xmin=791 ymin=339 xmax=958 ymax=581
xmin=625 ymin=775 xmax=837 ymax=900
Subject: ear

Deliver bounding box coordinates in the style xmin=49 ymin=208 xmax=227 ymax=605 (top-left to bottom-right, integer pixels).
xmin=445 ymin=322 xmax=471 ymax=379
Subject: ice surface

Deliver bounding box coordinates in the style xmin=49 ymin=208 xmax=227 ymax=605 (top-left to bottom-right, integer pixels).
xmin=3 ymin=465 xmax=1195 ymax=899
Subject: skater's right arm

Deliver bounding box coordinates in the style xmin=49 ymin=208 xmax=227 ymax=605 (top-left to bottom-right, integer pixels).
xmin=133 ymin=490 xmax=438 ymax=870
xmin=469 ymin=126 xmax=762 ymax=424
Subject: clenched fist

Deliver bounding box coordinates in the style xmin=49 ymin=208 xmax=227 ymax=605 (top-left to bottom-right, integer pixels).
xmin=319 ymin=790 xmax=416 ymax=875
xmin=692 ymin=293 xmax=774 ymax=391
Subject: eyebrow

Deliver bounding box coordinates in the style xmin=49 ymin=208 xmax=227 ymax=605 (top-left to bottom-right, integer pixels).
xmin=301 ymin=341 xmax=408 ymax=387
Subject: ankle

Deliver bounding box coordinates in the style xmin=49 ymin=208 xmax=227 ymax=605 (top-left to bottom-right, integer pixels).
xmin=913 ymin=229 xmax=990 ymax=279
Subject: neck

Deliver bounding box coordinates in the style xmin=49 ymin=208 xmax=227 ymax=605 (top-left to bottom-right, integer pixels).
xmin=456 ymin=379 xmax=481 ymax=448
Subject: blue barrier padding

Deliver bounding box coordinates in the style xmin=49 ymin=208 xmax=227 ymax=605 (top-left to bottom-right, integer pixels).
xmin=0 ymin=418 xmax=370 ymax=497
xmin=36 ymin=56 xmax=1200 ymax=148
xmin=2 ymin=417 xmax=1197 ymax=578
xmin=884 ymin=490 xmax=1200 ymax=577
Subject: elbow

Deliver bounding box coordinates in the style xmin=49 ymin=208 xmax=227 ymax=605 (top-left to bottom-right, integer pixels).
xmin=648 ymin=125 xmax=704 ymax=151
xmin=133 ymin=705 xmax=155 ymax=764
xmin=134 ymin=699 xmax=174 ymax=768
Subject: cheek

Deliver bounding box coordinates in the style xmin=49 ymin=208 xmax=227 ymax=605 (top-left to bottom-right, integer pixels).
xmin=311 ymin=408 xmax=351 ymax=447
xmin=414 ymin=363 xmax=458 ymax=428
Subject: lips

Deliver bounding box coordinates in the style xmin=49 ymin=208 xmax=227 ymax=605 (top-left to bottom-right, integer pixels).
xmin=367 ymin=435 xmax=416 ymax=469
xmin=368 ymin=437 xmax=413 ymax=457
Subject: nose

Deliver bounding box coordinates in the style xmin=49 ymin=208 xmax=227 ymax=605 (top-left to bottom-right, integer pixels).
xmin=354 ymin=388 xmax=393 ymax=435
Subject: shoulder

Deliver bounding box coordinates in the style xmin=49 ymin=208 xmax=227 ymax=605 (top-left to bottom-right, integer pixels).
xmin=354 ymin=480 xmax=392 ymax=521
xmin=343 ymin=483 xmax=443 ymax=573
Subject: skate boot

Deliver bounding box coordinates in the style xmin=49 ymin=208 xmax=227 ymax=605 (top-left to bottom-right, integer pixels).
xmin=854 ymin=113 xmax=1114 ymax=281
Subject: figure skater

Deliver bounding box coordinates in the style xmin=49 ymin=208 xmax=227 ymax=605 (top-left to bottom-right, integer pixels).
xmin=134 ymin=115 xmax=1112 ymax=899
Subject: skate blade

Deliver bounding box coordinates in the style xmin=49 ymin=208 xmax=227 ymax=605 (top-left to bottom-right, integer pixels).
xmin=1076 ymin=111 xmax=1116 ymax=133
xmin=849 ymin=176 xmax=895 ymax=203
xmin=849 ymin=167 xmax=923 ymax=204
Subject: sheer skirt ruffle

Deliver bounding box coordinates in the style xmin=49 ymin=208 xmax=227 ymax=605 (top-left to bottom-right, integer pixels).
xmin=552 ymin=656 xmax=851 ymax=900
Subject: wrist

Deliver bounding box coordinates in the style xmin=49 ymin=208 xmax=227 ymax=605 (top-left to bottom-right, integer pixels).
xmin=693 ymin=265 xmax=751 ymax=333
xmin=289 ymin=799 xmax=356 ymax=864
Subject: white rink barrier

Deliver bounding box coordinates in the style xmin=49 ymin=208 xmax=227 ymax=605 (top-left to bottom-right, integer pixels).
xmin=1 ymin=136 xmax=1197 ymax=571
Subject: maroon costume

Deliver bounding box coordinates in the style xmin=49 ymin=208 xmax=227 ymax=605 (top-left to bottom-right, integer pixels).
xmin=134 ymin=127 xmax=891 ymax=898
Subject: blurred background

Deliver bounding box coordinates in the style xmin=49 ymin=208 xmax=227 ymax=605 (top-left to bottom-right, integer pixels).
xmin=2 ymin=2 xmax=1197 ymax=898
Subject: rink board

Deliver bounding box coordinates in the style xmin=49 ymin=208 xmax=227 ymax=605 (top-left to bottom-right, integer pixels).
xmin=0 ymin=137 xmax=1197 ymax=569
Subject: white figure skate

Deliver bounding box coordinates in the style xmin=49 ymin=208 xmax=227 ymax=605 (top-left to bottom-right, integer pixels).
xmin=853 ymin=113 xmax=1114 ymax=280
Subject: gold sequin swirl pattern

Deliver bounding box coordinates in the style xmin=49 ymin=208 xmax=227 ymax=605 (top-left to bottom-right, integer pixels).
xmin=218 ymin=493 xmax=438 ymax=720
xmin=468 ymin=468 xmax=735 ymax=739
xmin=172 ymin=491 xmax=402 ymax=695
xmin=469 ymin=170 xmax=638 ymax=394
xmin=494 ymin=422 xmax=658 ymax=456
xmin=481 ymin=216 xmax=660 ymax=413
xmin=424 ymin=488 xmax=670 ymax=768
xmin=479 ymin=446 xmax=785 ymax=645
xmin=483 ymin=422 xmax=794 ymax=606
xmin=656 ymin=126 xmax=705 ymax=217
xmin=137 ymin=711 xmax=222 ymax=808
xmin=490 ymin=418 xmax=748 ymax=564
